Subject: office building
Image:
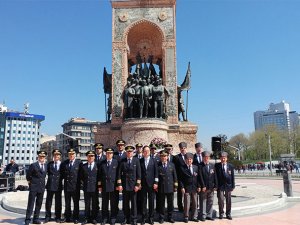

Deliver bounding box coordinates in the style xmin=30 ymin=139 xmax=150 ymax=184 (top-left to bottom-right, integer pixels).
xmin=61 ymin=117 xmax=98 ymax=160
xmin=254 ymin=101 xmax=299 ymax=132
xmin=0 ymin=104 xmax=45 ymax=166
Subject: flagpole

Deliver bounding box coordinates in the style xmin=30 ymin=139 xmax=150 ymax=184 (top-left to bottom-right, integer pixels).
xmin=104 ymin=93 xmax=107 ymax=122
xmin=186 ymin=90 xmax=189 ymax=121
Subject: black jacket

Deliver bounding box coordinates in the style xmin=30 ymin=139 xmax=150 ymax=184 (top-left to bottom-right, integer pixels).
xmin=80 ymin=162 xmax=99 ymax=193
xmin=215 ymin=162 xmax=235 ymax=191
xmin=199 ymin=162 xmax=217 ymax=190
xmin=157 ymin=161 xmax=178 ymax=194
xmin=99 ymin=159 xmax=119 ymax=192
xmin=140 ymin=157 xmax=158 ymax=188
xmin=26 ymin=161 xmax=47 ymax=193
xmin=118 ymin=157 xmax=141 ymax=191
xmin=61 ymin=158 xmax=82 ymax=192
xmin=179 ymin=164 xmax=201 ymax=193
xmin=46 ymin=161 xmax=62 ymax=191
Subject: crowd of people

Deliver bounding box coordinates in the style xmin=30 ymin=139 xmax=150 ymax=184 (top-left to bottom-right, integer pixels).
xmin=23 ymin=141 xmax=235 ymax=225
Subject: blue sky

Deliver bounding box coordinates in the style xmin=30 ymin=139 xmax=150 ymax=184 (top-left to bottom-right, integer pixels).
xmin=1 ymin=0 xmax=299 ymax=150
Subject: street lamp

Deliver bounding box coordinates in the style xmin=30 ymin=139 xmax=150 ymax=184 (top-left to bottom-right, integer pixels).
xmin=228 ymin=145 xmax=241 ymax=161
xmin=267 ymin=134 xmax=273 ymax=175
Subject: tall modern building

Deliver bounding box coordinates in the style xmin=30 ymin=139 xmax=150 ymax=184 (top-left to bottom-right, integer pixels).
xmin=61 ymin=118 xmax=98 ymax=160
xmin=0 ymin=104 xmax=45 ymax=166
xmin=254 ymin=101 xmax=299 ymax=132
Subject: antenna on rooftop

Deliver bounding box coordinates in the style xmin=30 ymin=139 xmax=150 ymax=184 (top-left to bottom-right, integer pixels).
xmin=24 ymin=102 xmax=30 ymax=114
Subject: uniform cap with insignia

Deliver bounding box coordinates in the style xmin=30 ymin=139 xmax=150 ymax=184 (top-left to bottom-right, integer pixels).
xmin=116 ymin=139 xmax=126 ymax=145
xmin=125 ymin=145 xmax=135 ymax=152
xmin=220 ymin=151 xmax=228 ymax=157
xmin=37 ymin=150 xmax=47 ymax=157
xmin=164 ymin=144 xmax=173 ymax=149
xmin=86 ymin=150 xmax=96 ymax=156
xmin=52 ymin=149 xmax=62 ymax=155
xmin=184 ymin=152 xmax=194 ymax=159
xmin=135 ymin=143 xmax=143 ymax=147
xmin=160 ymin=150 xmax=169 ymax=156
xmin=149 ymin=143 xmax=157 ymax=149
xmin=104 ymin=148 xmax=114 ymax=153
xmin=94 ymin=143 xmax=104 ymax=149
xmin=202 ymin=151 xmax=211 ymax=157
xmin=68 ymin=149 xmax=76 ymax=154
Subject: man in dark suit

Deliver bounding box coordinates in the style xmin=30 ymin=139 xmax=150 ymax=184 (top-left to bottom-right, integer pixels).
xmin=199 ymin=151 xmax=217 ymax=221
xmin=117 ymin=146 xmax=141 ymax=225
xmin=45 ymin=149 xmax=63 ymax=223
xmin=134 ymin=143 xmax=143 ymax=216
xmin=61 ymin=149 xmax=82 ymax=224
xmin=140 ymin=145 xmax=158 ymax=225
xmin=134 ymin=143 xmax=143 ymax=159
xmin=80 ymin=150 xmax=99 ymax=225
xmin=215 ymin=152 xmax=235 ymax=220
xmin=157 ymin=150 xmax=178 ymax=224
xmin=114 ymin=139 xmax=126 ymax=162
xmin=164 ymin=144 xmax=175 ymax=163
xmin=179 ymin=153 xmax=201 ymax=223
xmin=173 ymin=142 xmax=187 ymax=212
xmin=5 ymin=158 xmax=19 ymax=175
xmin=95 ymin=143 xmax=106 ymax=164
xmin=24 ymin=151 xmax=47 ymax=225
xmin=193 ymin=142 xmax=204 ymax=167
xmin=99 ymin=148 xmax=119 ymax=225
xmin=94 ymin=142 xmax=106 ymax=217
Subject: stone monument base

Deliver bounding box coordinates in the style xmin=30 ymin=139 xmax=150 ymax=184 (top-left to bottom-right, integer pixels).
xmin=94 ymin=119 xmax=198 ymax=153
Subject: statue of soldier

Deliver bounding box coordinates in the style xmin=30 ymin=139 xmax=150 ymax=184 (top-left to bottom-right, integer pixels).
xmin=177 ymin=86 xmax=186 ymax=121
xmin=124 ymin=80 xmax=135 ymax=118
xmin=152 ymin=79 xmax=166 ymax=118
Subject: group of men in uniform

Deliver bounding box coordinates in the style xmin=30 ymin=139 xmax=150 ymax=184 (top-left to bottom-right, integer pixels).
xmin=24 ymin=140 xmax=235 ymax=225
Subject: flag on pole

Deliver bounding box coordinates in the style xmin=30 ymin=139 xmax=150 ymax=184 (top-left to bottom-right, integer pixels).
xmin=180 ymin=62 xmax=191 ymax=91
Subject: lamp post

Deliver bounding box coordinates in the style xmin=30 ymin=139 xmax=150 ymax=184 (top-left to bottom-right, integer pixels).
xmin=228 ymin=145 xmax=241 ymax=161
xmin=267 ymin=134 xmax=273 ymax=175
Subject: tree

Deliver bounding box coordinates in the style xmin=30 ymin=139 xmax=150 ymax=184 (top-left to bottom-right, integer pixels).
xmin=228 ymin=133 xmax=249 ymax=160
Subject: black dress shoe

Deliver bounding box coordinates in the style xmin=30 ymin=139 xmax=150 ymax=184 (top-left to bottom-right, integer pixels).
xmin=192 ymin=219 xmax=199 ymax=222
xmin=25 ymin=221 xmax=30 ymax=225
xmin=226 ymin=215 xmax=232 ymax=220
xmin=61 ymin=218 xmax=71 ymax=223
xmin=168 ymin=218 xmax=175 ymax=223
xmin=74 ymin=219 xmax=79 ymax=224
xmin=199 ymin=218 xmax=206 ymax=222
xmin=45 ymin=217 xmax=50 ymax=223
xmin=32 ymin=220 xmax=42 ymax=224
xmin=92 ymin=220 xmax=98 ymax=224
xmin=219 ymin=215 xmax=223 ymax=219
xmin=102 ymin=219 xmax=107 ymax=225
xmin=206 ymin=217 xmax=214 ymax=221
xmin=183 ymin=218 xmax=188 ymax=223
xmin=56 ymin=218 xmax=62 ymax=223
xmin=158 ymin=219 xmax=164 ymax=224
xmin=148 ymin=219 xmax=154 ymax=225
xmin=82 ymin=220 xmax=88 ymax=225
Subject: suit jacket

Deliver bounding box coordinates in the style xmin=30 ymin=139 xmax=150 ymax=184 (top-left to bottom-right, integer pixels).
xmin=114 ymin=151 xmax=126 ymax=162
xmin=95 ymin=154 xmax=106 ymax=165
xmin=80 ymin=162 xmax=99 ymax=193
xmin=199 ymin=162 xmax=217 ymax=190
xmin=26 ymin=161 xmax=47 ymax=193
xmin=193 ymin=153 xmax=203 ymax=167
xmin=215 ymin=162 xmax=235 ymax=191
xmin=140 ymin=157 xmax=158 ymax=188
xmin=99 ymin=159 xmax=119 ymax=192
xmin=118 ymin=157 xmax=141 ymax=191
xmin=61 ymin=158 xmax=82 ymax=192
xmin=157 ymin=161 xmax=178 ymax=194
xmin=179 ymin=164 xmax=201 ymax=193
xmin=174 ymin=153 xmax=186 ymax=179
xmin=46 ymin=161 xmax=62 ymax=191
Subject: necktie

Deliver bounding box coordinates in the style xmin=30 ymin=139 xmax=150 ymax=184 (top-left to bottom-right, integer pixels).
xmin=41 ymin=164 xmax=44 ymax=172
xmin=206 ymin=164 xmax=209 ymax=172
xmin=198 ymin=154 xmax=202 ymax=163
xmin=223 ymin=164 xmax=226 ymax=173
xmin=69 ymin=161 xmax=73 ymax=169
xmin=54 ymin=162 xmax=58 ymax=171
xmin=89 ymin=164 xmax=92 ymax=171
xmin=145 ymin=159 xmax=148 ymax=169
xmin=107 ymin=161 xmax=111 ymax=167
xmin=163 ymin=163 xmax=167 ymax=170
xmin=189 ymin=165 xmax=193 ymax=174
xmin=128 ymin=159 xmax=131 ymax=167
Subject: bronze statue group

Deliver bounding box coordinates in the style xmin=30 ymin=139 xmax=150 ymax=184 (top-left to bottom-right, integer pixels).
xmin=24 ymin=141 xmax=235 ymax=225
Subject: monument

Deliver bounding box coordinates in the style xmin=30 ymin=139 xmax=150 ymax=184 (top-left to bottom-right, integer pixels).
xmin=95 ymin=0 xmax=198 ymax=151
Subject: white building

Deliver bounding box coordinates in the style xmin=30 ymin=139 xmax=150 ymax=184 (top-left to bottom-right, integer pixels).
xmin=0 ymin=104 xmax=45 ymax=166
xmin=254 ymin=101 xmax=299 ymax=132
